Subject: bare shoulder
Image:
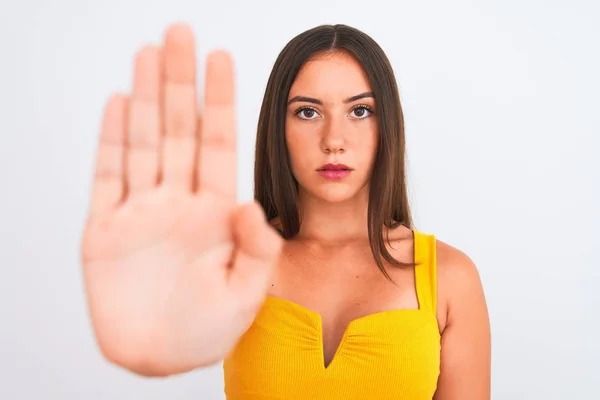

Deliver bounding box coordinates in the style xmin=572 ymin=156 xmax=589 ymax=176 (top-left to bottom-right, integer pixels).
xmin=434 ymin=239 xmax=488 ymax=333
xmin=432 ymin=238 xmax=491 ymax=398
xmin=435 ymin=239 xmax=482 ymax=291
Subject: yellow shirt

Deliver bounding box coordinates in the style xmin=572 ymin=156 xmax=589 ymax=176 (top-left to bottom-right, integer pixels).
xmin=223 ymin=230 xmax=440 ymax=399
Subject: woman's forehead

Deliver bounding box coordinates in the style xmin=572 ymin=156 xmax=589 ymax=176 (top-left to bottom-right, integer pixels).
xmin=289 ymin=52 xmax=372 ymax=102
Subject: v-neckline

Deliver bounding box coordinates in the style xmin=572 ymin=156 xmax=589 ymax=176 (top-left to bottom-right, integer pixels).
xmin=263 ymin=295 xmax=423 ymax=370
xmin=263 ymin=230 xmax=424 ymax=370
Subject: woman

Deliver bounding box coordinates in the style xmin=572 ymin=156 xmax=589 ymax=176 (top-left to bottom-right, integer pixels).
xmin=81 ymin=23 xmax=491 ymax=399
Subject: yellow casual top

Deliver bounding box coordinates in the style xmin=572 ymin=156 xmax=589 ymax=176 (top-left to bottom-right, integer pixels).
xmin=223 ymin=230 xmax=441 ymax=399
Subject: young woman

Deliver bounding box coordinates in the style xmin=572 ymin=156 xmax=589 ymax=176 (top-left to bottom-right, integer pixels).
xmin=81 ymin=23 xmax=491 ymax=399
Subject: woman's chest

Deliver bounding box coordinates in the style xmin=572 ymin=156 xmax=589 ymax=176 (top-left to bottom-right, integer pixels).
xmin=224 ymin=293 xmax=441 ymax=400
xmin=268 ymin=242 xmax=421 ymax=365
xmin=270 ymin=240 xmax=418 ymax=309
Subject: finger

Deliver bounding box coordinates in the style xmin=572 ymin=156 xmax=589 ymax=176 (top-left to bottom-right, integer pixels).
xmin=88 ymin=94 xmax=128 ymax=220
xmin=126 ymin=45 xmax=162 ymax=196
xmin=161 ymin=24 xmax=197 ymax=191
xmin=228 ymin=201 xmax=283 ymax=312
xmin=197 ymin=51 xmax=236 ymax=202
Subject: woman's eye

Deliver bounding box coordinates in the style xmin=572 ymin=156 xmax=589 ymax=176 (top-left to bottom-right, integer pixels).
xmin=350 ymin=106 xmax=372 ymax=119
xmin=296 ymin=108 xmax=320 ymax=120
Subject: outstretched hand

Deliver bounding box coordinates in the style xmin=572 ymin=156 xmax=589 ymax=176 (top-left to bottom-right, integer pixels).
xmin=80 ymin=24 xmax=282 ymax=376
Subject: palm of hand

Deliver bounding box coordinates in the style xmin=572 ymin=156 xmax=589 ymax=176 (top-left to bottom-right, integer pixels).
xmin=80 ymin=24 xmax=282 ymax=376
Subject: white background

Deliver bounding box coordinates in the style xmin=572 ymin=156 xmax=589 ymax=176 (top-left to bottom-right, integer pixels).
xmin=1 ymin=0 xmax=598 ymax=398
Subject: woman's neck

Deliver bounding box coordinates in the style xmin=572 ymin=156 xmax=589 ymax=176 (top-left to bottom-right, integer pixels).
xmin=294 ymin=187 xmax=370 ymax=244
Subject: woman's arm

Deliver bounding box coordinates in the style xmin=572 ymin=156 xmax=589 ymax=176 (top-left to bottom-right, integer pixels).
xmin=434 ymin=241 xmax=491 ymax=400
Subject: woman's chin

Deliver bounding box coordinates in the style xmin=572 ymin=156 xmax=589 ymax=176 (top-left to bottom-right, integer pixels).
xmin=311 ymin=185 xmax=362 ymax=203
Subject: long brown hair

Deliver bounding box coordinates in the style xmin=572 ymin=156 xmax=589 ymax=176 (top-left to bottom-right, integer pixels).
xmin=254 ymin=24 xmax=417 ymax=281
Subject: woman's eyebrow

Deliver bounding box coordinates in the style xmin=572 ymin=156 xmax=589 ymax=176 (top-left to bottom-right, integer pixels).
xmin=287 ymin=96 xmax=322 ymax=105
xmin=287 ymin=91 xmax=374 ymax=106
xmin=344 ymin=91 xmax=374 ymax=103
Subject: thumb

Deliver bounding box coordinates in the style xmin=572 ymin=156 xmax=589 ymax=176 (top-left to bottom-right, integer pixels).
xmin=228 ymin=201 xmax=283 ymax=312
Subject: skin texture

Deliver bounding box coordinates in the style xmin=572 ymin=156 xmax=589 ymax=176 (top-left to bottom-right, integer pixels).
xmin=269 ymin=51 xmax=491 ymax=398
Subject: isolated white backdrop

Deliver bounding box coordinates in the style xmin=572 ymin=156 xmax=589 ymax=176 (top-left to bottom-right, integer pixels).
xmin=1 ymin=0 xmax=597 ymax=399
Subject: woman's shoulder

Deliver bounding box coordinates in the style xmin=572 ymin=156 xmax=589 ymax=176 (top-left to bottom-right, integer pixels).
xmin=411 ymin=228 xmax=479 ymax=281
xmin=431 ymin=235 xmax=487 ymax=335
xmin=434 ymin=238 xmax=481 ymax=294
xmin=391 ymin=227 xmax=482 ymax=299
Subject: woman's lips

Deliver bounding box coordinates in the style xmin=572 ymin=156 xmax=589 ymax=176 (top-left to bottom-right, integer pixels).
xmin=316 ymin=164 xmax=352 ymax=180
xmin=318 ymin=169 xmax=351 ymax=180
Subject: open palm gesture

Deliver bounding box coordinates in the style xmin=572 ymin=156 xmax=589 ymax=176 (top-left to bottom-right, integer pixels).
xmin=80 ymin=24 xmax=282 ymax=376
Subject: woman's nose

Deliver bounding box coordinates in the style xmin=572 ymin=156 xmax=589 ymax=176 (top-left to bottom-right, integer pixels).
xmin=321 ymin=118 xmax=346 ymax=154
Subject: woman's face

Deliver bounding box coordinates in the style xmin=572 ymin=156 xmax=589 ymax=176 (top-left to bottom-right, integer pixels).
xmin=285 ymin=51 xmax=378 ymax=204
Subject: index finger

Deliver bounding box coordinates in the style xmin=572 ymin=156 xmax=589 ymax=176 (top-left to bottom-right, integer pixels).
xmin=197 ymin=51 xmax=237 ymax=203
